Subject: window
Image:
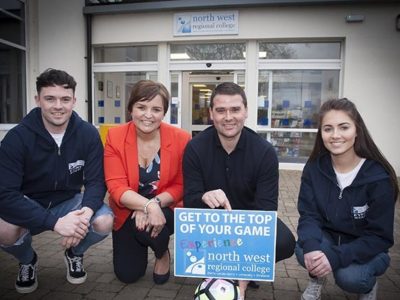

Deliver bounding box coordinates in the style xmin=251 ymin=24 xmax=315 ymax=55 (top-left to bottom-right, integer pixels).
xmin=170 ymin=42 xmax=246 ymax=60
xmin=259 ymin=131 xmax=317 ymax=163
xmin=0 ymin=0 xmax=26 ymax=124
xmin=94 ymin=71 xmax=157 ymax=125
xmin=270 ymin=70 xmax=339 ymax=129
xmin=93 ymin=45 xmax=159 ymax=125
xmin=259 ymin=42 xmax=341 ymax=59
xmin=257 ymin=42 xmax=342 ymax=163
xmin=170 ymin=73 xmax=179 ymax=125
xmin=94 ymin=45 xmax=158 ymax=63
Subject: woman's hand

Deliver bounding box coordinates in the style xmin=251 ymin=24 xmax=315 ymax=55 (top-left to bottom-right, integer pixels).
xmin=132 ymin=210 xmax=149 ymax=231
xmin=304 ymin=250 xmax=332 ymax=277
xmin=146 ymin=202 xmax=166 ymax=238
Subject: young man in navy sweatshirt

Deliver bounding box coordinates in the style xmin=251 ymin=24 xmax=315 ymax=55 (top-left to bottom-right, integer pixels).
xmin=0 ymin=69 xmax=113 ymax=293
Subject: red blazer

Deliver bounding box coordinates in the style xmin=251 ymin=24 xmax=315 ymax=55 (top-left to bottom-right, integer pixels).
xmin=104 ymin=122 xmax=191 ymax=230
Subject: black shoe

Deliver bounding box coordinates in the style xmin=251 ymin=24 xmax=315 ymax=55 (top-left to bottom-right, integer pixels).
xmin=64 ymin=249 xmax=87 ymax=284
xmin=234 ymin=280 xmax=259 ymax=289
xmin=153 ymin=249 xmax=170 ymax=285
xmin=248 ymin=280 xmax=260 ymax=289
xmin=15 ymin=252 xmax=38 ymax=294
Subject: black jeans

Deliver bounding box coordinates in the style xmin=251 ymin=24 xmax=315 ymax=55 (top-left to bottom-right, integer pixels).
xmin=275 ymin=217 xmax=296 ymax=262
xmin=112 ymin=207 xmax=174 ymax=283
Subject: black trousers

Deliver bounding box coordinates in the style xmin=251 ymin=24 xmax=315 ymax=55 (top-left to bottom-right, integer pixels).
xmin=113 ymin=211 xmax=294 ymax=283
xmin=112 ymin=207 xmax=174 ymax=283
xmin=275 ymin=217 xmax=296 ymax=262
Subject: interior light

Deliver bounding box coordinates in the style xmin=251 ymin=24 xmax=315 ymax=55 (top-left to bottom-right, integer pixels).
xmin=170 ymin=53 xmax=190 ymax=59
xmin=259 ymin=51 xmax=267 ymax=58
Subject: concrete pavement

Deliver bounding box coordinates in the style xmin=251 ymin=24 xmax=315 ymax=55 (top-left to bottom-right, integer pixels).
xmin=0 ymin=170 xmax=399 ymax=299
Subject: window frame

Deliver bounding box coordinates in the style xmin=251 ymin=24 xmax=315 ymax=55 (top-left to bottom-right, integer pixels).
xmin=0 ymin=0 xmax=27 ymax=128
xmin=255 ymin=40 xmax=344 ymax=165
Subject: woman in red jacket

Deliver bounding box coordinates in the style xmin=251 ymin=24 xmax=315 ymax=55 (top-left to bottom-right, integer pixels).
xmin=104 ymin=80 xmax=191 ymax=284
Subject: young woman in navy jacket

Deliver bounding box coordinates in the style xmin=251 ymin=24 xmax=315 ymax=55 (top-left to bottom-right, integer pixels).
xmin=296 ymin=98 xmax=398 ymax=300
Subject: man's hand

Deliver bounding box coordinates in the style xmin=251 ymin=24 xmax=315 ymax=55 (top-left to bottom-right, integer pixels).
xmin=54 ymin=209 xmax=89 ymax=239
xmin=61 ymin=236 xmax=82 ymax=249
xmin=304 ymin=250 xmax=332 ymax=277
xmin=57 ymin=207 xmax=93 ymax=249
xmin=80 ymin=206 xmax=94 ymax=222
xmin=202 ymin=189 xmax=232 ymax=210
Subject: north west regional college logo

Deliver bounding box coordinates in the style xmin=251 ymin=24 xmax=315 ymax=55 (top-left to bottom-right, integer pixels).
xmin=184 ymin=250 xmax=206 ymax=275
xmin=177 ymin=16 xmax=192 ymax=33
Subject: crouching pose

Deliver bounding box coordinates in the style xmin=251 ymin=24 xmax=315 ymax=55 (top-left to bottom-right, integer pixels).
xmin=183 ymin=82 xmax=296 ymax=299
xmin=0 ymin=69 xmax=113 ymax=293
xmin=296 ymin=98 xmax=398 ymax=300
xmin=104 ymin=80 xmax=190 ymax=284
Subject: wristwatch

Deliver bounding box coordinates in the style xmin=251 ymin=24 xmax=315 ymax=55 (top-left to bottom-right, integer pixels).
xmin=143 ymin=196 xmax=162 ymax=214
xmin=154 ymin=196 xmax=162 ymax=207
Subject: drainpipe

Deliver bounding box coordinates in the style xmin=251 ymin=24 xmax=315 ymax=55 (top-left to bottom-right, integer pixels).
xmin=85 ymin=13 xmax=93 ymax=123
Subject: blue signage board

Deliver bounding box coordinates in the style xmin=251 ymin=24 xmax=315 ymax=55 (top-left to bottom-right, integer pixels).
xmin=174 ymin=208 xmax=277 ymax=281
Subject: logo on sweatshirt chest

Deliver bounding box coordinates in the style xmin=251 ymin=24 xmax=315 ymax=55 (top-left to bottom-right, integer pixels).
xmin=68 ymin=160 xmax=85 ymax=174
xmin=352 ymin=204 xmax=369 ymax=220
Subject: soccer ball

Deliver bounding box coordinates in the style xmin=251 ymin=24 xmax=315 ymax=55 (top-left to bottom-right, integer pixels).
xmin=194 ymin=278 xmax=240 ymax=300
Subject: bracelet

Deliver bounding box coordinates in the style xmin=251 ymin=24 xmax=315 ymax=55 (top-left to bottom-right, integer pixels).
xmin=143 ymin=198 xmax=160 ymax=214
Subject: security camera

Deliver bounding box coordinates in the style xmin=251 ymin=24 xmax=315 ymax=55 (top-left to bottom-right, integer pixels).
xmin=206 ymin=63 xmax=212 ymax=68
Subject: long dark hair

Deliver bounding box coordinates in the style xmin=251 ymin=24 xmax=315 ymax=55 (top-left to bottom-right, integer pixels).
xmin=309 ymin=98 xmax=398 ymax=201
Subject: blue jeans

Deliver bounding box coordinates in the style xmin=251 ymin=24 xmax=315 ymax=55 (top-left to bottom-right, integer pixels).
xmin=295 ymin=233 xmax=390 ymax=294
xmin=1 ymin=193 xmax=113 ymax=263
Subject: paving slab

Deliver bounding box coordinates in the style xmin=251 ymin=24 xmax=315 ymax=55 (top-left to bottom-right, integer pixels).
xmin=0 ymin=171 xmax=399 ymax=299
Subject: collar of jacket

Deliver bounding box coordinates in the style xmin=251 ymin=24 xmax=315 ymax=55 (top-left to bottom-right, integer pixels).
xmin=316 ymin=153 xmax=389 ymax=187
xmin=21 ymin=107 xmax=82 ymax=145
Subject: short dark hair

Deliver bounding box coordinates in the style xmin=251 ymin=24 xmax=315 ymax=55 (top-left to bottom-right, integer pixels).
xmin=36 ymin=68 xmax=77 ymax=94
xmin=127 ymin=80 xmax=170 ymax=114
xmin=210 ymin=82 xmax=247 ymax=108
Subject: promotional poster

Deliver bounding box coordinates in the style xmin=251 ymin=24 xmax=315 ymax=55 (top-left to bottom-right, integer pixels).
xmin=174 ymin=208 xmax=277 ymax=281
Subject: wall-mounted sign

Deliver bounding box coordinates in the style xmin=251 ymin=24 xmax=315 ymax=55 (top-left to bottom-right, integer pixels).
xmin=174 ymin=208 xmax=277 ymax=281
xmin=174 ymin=11 xmax=239 ymax=36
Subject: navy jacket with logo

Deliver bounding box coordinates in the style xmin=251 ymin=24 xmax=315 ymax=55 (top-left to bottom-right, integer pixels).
xmin=297 ymin=153 xmax=395 ymax=271
xmin=0 ymin=107 xmax=106 ymax=233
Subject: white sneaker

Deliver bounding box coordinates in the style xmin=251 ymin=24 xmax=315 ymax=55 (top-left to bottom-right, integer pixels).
xmin=359 ymin=282 xmax=378 ymax=300
xmin=301 ymin=277 xmax=326 ymax=300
